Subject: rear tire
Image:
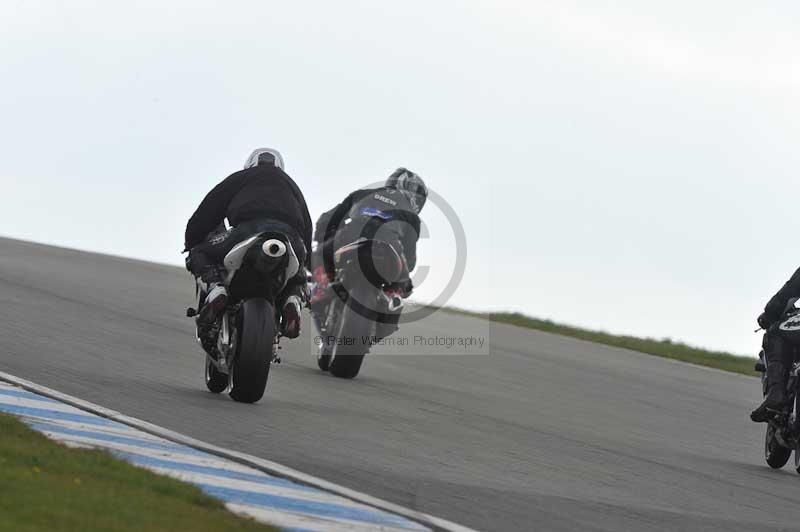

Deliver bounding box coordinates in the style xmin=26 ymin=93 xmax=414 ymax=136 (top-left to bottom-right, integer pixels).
xmin=765 ymin=423 xmax=791 ymax=469
xmin=230 ymin=298 xmax=274 ymax=403
xmin=205 ymin=356 xmax=228 ymax=393
xmin=329 ymin=288 xmax=372 ymax=379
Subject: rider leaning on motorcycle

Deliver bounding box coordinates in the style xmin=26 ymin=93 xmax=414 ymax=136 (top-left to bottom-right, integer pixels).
xmin=310 ymin=168 xmax=427 ymax=334
xmin=751 ymin=267 xmax=800 ymax=422
xmin=184 ymin=148 xmax=313 ymax=339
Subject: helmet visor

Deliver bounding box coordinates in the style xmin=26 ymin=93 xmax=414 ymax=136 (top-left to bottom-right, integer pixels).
xmin=257 ymin=152 xmax=276 ymax=166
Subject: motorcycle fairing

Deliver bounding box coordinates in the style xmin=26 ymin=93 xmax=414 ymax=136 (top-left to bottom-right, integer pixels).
xmin=334 ymin=238 xmax=405 ymax=286
xmin=223 ymin=232 xmax=300 ymax=288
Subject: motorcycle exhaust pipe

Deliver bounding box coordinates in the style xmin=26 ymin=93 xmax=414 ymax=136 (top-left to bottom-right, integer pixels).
xmin=262 ymin=239 xmax=287 ymax=258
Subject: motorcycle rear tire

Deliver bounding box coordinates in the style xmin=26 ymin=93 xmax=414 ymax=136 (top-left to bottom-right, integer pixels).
xmin=230 ymin=298 xmax=274 ymax=403
xmin=329 ymin=288 xmax=371 ymax=379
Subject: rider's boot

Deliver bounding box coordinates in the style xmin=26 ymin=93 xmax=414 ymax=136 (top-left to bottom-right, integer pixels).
xmin=281 ymin=295 xmax=302 ymax=339
xmin=751 ymin=360 xmax=789 ymax=422
xmin=198 ymin=266 xmax=227 ymax=326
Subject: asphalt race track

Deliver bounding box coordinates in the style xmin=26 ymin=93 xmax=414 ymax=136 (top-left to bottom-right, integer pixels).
xmin=0 ymin=237 xmax=797 ymax=531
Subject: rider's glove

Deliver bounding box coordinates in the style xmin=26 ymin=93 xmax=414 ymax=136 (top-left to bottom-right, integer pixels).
xmin=401 ymin=279 xmax=413 ymax=299
xmin=758 ymin=312 xmax=774 ymax=330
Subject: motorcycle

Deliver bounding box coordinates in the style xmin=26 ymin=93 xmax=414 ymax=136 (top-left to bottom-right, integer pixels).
xmin=187 ymin=231 xmax=300 ymax=403
xmin=311 ymin=236 xmax=407 ymax=379
xmin=757 ymin=298 xmax=800 ymax=472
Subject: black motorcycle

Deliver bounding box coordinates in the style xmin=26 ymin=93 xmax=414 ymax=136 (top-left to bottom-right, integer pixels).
xmin=312 ymin=237 xmax=407 ymax=379
xmin=757 ymin=301 xmax=800 ymax=472
xmin=188 ymin=232 xmax=300 ymax=403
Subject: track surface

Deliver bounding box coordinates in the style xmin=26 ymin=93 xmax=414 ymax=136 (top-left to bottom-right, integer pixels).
xmin=0 ymin=237 xmax=796 ymax=531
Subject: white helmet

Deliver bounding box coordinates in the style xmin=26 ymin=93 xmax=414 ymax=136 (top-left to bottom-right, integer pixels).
xmin=244 ymin=148 xmax=285 ymax=170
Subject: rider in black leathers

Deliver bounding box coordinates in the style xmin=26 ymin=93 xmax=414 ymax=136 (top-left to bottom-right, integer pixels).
xmin=184 ymin=148 xmax=312 ymax=339
xmin=309 ymin=168 xmax=427 ymax=338
xmin=751 ymin=266 xmax=800 ymax=422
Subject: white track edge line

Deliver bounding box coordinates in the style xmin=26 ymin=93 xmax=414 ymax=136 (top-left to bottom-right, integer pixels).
xmin=0 ymin=371 xmax=477 ymax=532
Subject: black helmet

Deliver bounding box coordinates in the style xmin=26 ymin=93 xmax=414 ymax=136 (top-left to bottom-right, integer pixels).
xmin=386 ymin=168 xmax=427 ymax=213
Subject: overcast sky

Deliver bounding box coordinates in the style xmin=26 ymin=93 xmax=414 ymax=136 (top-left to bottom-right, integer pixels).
xmin=1 ymin=1 xmax=797 ymax=354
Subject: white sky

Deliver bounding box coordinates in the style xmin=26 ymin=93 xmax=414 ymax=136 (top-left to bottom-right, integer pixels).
xmin=1 ymin=1 xmax=798 ymax=354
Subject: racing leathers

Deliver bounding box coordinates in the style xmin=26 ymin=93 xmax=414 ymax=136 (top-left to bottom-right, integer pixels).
xmin=310 ymin=186 xmax=420 ymax=339
xmin=184 ymin=163 xmax=312 ymax=337
xmin=752 ymin=266 xmax=800 ymax=422
xmin=318 ymin=187 xmax=419 ymax=275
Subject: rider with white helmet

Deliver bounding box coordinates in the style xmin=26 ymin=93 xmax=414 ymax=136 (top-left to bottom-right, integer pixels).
xmin=184 ymin=148 xmax=312 ymax=339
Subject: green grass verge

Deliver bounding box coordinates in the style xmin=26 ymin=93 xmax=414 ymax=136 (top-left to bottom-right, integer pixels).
xmin=0 ymin=413 xmax=276 ymax=532
xmin=443 ymin=308 xmax=758 ymax=376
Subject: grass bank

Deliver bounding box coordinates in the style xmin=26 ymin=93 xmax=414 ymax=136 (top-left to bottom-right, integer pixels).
xmin=0 ymin=413 xmax=275 ymax=532
xmin=444 ymin=308 xmax=758 ymax=376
